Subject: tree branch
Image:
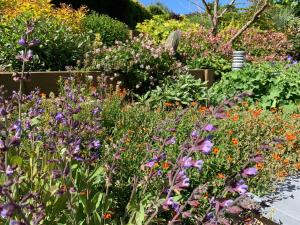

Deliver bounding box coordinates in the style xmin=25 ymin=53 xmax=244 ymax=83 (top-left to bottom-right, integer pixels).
xmin=189 ymin=0 xmax=206 ymax=12
xmin=218 ymin=0 xmax=236 ymax=18
xmin=226 ymin=0 xmax=269 ymax=45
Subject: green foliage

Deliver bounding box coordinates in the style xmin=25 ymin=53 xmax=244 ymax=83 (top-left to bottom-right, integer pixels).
xmin=0 ymin=16 xmax=91 ymax=71
xmin=136 ymin=15 xmax=197 ymax=43
xmin=209 ymin=62 xmax=300 ymax=109
xmin=83 ymin=12 xmax=129 ymax=46
xmin=186 ymin=55 xmax=231 ymax=77
xmin=136 ymin=73 xmax=208 ymax=107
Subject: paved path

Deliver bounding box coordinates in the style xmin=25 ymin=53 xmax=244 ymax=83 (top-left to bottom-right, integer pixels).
xmin=254 ymin=174 xmax=300 ymax=225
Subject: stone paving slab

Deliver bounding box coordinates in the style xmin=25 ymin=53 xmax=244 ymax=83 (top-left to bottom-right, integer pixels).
xmin=253 ymin=174 xmax=300 ymax=225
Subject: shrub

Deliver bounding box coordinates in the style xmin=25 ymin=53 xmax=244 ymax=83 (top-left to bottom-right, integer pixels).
xmin=83 ymin=34 xmax=183 ymax=93
xmin=209 ymin=62 xmax=300 ymax=109
xmin=83 ymin=12 xmax=129 ymax=46
xmin=0 ymin=0 xmax=92 ymax=71
xmin=0 ymin=16 xmax=91 ymax=71
xmin=136 ymin=73 xmax=208 ymax=108
xmin=136 ymin=15 xmax=198 ymax=43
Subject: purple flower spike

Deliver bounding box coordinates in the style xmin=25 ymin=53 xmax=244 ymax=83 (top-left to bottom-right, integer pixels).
xmin=191 ymin=139 xmax=213 ymax=154
xmin=180 ymin=156 xmax=193 ymax=168
xmin=18 ymin=38 xmax=27 ymax=46
xmin=166 ymin=137 xmax=176 ymax=145
xmin=287 ymin=55 xmax=293 ymax=61
xmin=202 ymin=124 xmax=217 ymax=132
xmin=242 ymin=167 xmax=258 ymax=177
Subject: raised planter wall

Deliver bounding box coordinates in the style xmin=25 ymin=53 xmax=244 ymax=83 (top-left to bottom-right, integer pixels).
xmin=0 ymin=69 xmax=215 ymax=97
xmin=0 ymin=71 xmax=103 ymax=96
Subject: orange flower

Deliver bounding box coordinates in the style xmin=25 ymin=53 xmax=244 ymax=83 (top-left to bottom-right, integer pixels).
xmin=204 ymin=193 xmax=209 ymax=199
xmin=232 ymin=114 xmax=239 ymax=122
xmin=252 ymin=109 xmax=263 ymax=118
xmin=154 ymin=162 xmax=159 ymax=168
xmin=217 ymin=173 xmax=225 ymax=179
xmin=226 ymin=111 xmax=231 ymax=118
xmin=232 ymin=138 xmax=239 ymax=145
xmin=270 ymin=108 xmax=277 ymax=113
xmin=227 ymin=155 xmax=233 ymax=161
xmin=292 ymin=114 xmax=300 ymax=119
xmin=277 ymin=144 xmax=284 ymax=149
xmin=242 ymin=101 xmax=249 ymax=107
xmin=283 ymin=159 xmax=289 ymax=165
xmin=272 ymin=153 xmax=281 ymax=161
xmin=286 ymin=133 xmax=296 ymax=142
xmin=191 ymin=101 xmax=197 ymax=107
xmin=163 ymin=162 xmax=170 ymax=170
xmin=39 ymin=92 xmax=47 ymax=98
xmin=296 ymin=163 xmax=300 ymax=170
xmin=213 ymin=147 xmax=220 ymax=154
xmin=277 ymin=171 xmax=288 ymax=177
xmin=255 ymin=163 xmax=264 ymax=170
xmin=228 ymin=130 xmax=233 ymax=135
xmin=198 ymin=106 xmax=207 ymax=113
xmin=164 ymin=102 xmax=173 ymax=107
xmin=103 ymin=213 xmax=112 ymax=219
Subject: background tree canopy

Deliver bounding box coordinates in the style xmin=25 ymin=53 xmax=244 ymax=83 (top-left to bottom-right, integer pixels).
xmin=50 ymin=0 xmax=151 ymax=28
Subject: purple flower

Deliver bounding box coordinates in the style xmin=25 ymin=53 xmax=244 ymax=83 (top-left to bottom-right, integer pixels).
xmin=250 ymin=154 xmax=264 ymax=163
xmin=221 ymin=199 xmax=234 ymax=208
xmin=166 ymin=137 xmax=176 ymax=145
xmin=0 ymin=140 xmax=6 ymax=152
xmin=242 ymin=167 xmax=258 ymax=177
xmin=0 ymin=107 xmax=7 ymax=116
xmin=233 ymin=180 xmax=248 ymax=195
xmin=145 ymin=160 xmax=156 ymax=168
xmin=202 ymin=124 xmax=217 ymax=132
xmin=18 ymin=38 xmax=27 ymax=46
xmin=287 ymin=55 xmax=293 ymax=61
xmin=74 ymin=156 xmax=84 ymax=162
xmin=89 ymin=140 xmax=101 ymax=150
xmin=0 ymin=203 xmax=16 ymax=218
xmin=174 ymin=170 xmax=190 ymax=191
xmin=162 ymin=197 xmax=175 ymax=210
xmin=193 ymin=160 xmax=204 ymax=171
xmin=55 ymin=112 xmax=64 ymax=123
xmin=6 ymin=165 xmax=14 ymax=176
xmin=180 ymin=156 xmax=193 ymax=168
xmin=191 ymin=139 xmax=213 ymax=154
xmin=29 ymin=39 xmax=40 ymax=47
xmin=191 ymin=130 xmax=199 ymax=139
xmin=292 ymin=60 xmax=298 ymax=65
xmin=10 ymin=220 xmax=25 ymax=225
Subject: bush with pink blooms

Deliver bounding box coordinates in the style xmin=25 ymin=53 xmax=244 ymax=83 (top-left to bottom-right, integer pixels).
xmin=84 ymin=34 xmax=183 ymax=93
